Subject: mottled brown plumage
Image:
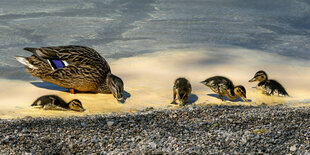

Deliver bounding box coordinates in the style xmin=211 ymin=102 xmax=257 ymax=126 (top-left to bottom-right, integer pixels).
xmin=201 ymin=76 xmax=247 ymax=102
xmin=16 ymin=45 xmax=124 ymax=103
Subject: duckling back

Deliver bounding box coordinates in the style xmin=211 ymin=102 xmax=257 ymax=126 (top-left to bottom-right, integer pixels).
xmin=171 ymin=78 xmax=192 ymax=106
xmin=201 ymin=76 xmax=235 ymax=93
xmin=260 ymin=80 xmax=289 ymax=96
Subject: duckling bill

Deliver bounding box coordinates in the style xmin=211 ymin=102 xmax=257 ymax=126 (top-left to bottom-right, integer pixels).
xmin=31 ymin=95 xmax=85 ymax=112
xmin=171 ymin=78 xmax=192 ymax=106
xmin=249 ymin=70 xmax=289 ymax=96
xmin=201 ymin=76 xmax=247 ymax=102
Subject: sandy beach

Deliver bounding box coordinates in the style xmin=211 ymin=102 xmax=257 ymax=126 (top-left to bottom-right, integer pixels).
xmin=1 ymin=47 xmax=310 ymax=119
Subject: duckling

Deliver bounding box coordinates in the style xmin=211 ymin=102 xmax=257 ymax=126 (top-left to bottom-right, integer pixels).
xmin=171 ymin=78 xmax=192 ymax=106
xmin=201 ymin=76 xmax=247 ymax=102
xmin=249 ymin=70 xmax=289 ymax=96
xmin=31 ymin=95 xmax=85 ymax=112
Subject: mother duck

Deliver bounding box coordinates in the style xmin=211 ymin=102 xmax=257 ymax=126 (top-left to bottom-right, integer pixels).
xmin=15 ymin=45 xmax=125 ymax=103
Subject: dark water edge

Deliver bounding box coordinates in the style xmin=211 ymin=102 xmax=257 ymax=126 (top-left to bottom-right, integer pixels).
xmin=1 ymin=0 xmax=310 ymax=79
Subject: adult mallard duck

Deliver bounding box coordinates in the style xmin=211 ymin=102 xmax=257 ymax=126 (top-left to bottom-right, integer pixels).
xmin=201 ymin=76 xmax=247 ymax=102
xmin=249 ymin=70 xmax=289 ymax=97
xmin=171 ymin=77 xmax=192 ymax=106
xmin=15 ymin=45 xmax=125 ymax=103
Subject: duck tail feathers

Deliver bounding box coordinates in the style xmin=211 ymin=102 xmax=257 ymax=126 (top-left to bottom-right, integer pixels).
xmin=15 ymin=56 xmax=38 ymax=69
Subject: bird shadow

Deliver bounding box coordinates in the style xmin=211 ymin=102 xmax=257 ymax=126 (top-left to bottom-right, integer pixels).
xmin=186 ymin=94 xmax=198 ymax=105
xmin=31 ymin=81 xmax=132 ymax=101
xmin=207 ymin=94 xmax=251 ymax=102
xmin=31 ymin=82 xmax=67 ymax=91
xmin=123 ymin=91 xmax=131 ymax=102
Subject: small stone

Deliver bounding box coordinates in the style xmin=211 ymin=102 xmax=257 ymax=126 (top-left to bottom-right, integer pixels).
xmin=149 ymin=142 xmax=156 ymax=149
xmin=81 ymin=122 xmax=86 ymax=126
xmin=290 ymin=145 xmax=297 ymax=151
xmin=107 ymin=121 xmax=114 ymax=127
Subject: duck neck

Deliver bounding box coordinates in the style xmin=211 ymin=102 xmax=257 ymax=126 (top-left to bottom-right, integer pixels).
xmin=258 ymin=80 xmax=267 ymax=87
xmin=226 ymin=88 xmax=238 ymax=101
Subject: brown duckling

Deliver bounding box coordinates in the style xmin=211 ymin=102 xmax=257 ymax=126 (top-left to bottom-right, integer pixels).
xmin=249 ymin=70 xmax=289 ymax=96
xmin=171 ymin=78 xmax=192 ymax=106
xmin=201 ymin=76 xmax=247 ymax=102
xmin=31 ymin=95 xmax=85 ymax=112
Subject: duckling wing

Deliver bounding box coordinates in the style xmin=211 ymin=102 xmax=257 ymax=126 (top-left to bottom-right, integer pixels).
xmin=265 ymin=80 xmax=289 ymax=96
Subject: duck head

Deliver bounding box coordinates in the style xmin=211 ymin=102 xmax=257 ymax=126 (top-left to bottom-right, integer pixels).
xmin=106 ymin=73 xmax=124 ymax=104
xmin=68 ymin=99 xmax=85 ymax=112
xmin=234 ymin=85 xmax=248 ymax=102
xmin=249 ymin=70 xmax=268 ymax=82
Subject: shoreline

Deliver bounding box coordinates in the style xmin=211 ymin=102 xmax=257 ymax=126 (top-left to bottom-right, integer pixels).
xmin=1 ymin=48 xmax=310 ymax=119
xmin=1 ymin=105 xmax=309 ymax=154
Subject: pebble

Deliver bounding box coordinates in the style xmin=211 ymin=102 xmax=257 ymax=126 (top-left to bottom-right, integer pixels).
xmin=107 ymin=121 xmax=114 ymax=128
xmin=290 ymin=145 xmax=297 ymax=151
xmin=0 ymin=105 xmax=309 ymax=154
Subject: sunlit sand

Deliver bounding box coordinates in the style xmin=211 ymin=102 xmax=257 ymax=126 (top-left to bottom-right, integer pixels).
xmin=1 ymin=47 xmax=310 ymax=119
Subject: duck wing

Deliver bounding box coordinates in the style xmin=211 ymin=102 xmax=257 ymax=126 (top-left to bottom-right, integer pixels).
xmin=42 ymin=63 xmax=106 ymax=92
xmin=23 ymin=45 xmax=107 ymax=66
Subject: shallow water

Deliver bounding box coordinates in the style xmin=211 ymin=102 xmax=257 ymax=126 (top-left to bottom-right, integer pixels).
xmin=1 ymin=0 xmax=310 ymax=79
xmin=1 ymin=48 xmax=309 ymax=119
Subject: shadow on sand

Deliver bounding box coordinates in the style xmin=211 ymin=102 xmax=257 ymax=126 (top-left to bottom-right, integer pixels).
xmin=31 ymin=81 xmax=132 ymax=101
xmin=31 ymin=82 xmax=67 ymax=91
xmin=207 ymin=94 xmax=251 ymax=102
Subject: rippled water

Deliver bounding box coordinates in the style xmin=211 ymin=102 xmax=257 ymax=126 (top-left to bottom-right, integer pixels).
xmin=1 ymin=0 xmax=310 ymax=80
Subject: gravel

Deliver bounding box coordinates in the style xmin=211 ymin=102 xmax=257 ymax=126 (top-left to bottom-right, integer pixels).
xmin=0 ymin=105 xmax=309 ymax=154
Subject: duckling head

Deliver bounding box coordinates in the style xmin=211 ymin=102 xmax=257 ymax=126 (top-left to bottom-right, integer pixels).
xmin=234 ymin=85 xmax=248 ymax=102
xmin=249 ymin=70 xmax=268 ymax=82
xmin=106 ymin=73 xmax=124 ymax=104
xmin=68 ymin=99 xmax=85 ymax=112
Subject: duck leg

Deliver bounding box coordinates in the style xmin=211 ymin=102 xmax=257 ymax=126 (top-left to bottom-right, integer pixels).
xmin=69 ymin=89 xmax=76 ymax=94
xmin=171 ymin=88 xmax=177 ymax=104
xmin=219 ymin=94 xmax=224 ymax=101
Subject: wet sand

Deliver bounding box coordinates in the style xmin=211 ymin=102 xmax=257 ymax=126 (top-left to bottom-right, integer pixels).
xmin=1 ymin=47 xmax=310 ymax=119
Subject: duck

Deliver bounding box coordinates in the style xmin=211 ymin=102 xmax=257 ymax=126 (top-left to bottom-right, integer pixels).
xmin=171 ymin=78 xmax=192 ymax=106
xmin=15 ymin=45 xmax=125 ymax=103
xmin=201 ymin=76 xmax=247 ymax=102
xmin=249 ymin=70 xmax=289 ymax=96
xmin=31 ymin=95 xmax=85 ymax=112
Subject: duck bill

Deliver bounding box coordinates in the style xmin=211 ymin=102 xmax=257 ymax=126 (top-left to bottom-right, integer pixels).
xmin=200 ymin=81 xmax=207 ymax=85
xmin=80 ymin=108 xmax=86 ymax=112
xmin=248 ymin=77 xmax=256 ymax=82
xmin=117 ymin=98 xmax=125 ymax=104
xmin=241 ymin=97 xmax=248 ymax=102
